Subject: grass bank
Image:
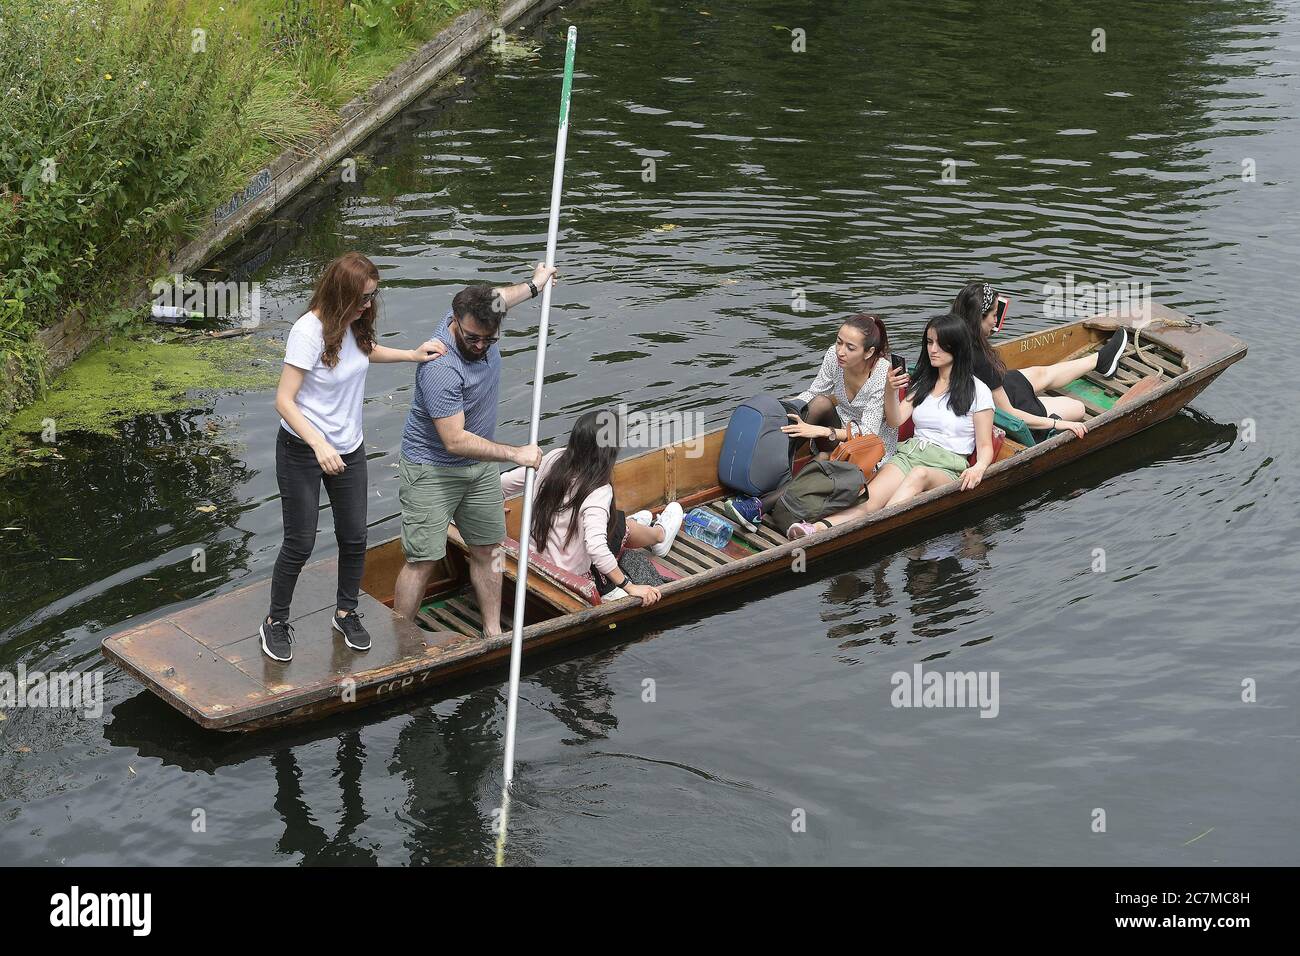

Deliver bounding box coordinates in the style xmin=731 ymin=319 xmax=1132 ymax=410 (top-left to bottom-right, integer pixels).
xmin=0 ymin=0 xmax=494 ymax=438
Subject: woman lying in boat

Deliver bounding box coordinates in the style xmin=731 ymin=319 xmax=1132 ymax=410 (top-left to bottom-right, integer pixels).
xmin=787 ymin=311 xmax=995 ymax=538
xmin=500 ymin=409 xmax=686 ymax=606
xmin=953 ymin=281 xmax=1127 ymax=442
xmin=723 ymin=312 xmax=898 ymax=528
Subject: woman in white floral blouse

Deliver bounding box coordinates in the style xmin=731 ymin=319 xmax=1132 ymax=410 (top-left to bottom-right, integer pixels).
xmin=784 ymin=312 xmax=898 ymax=458
xmin=722 ymin=313 xmax=899 ymax=531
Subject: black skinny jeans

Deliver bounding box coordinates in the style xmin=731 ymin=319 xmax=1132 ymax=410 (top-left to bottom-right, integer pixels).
xmin=268 ymin=427 xmax=368 ymax=622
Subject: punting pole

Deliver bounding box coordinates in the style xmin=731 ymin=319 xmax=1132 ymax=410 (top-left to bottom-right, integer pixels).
xmin=496 ymin=25 xmax=577 ymax=866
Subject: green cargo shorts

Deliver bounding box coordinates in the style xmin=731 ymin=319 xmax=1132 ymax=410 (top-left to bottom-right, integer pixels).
xmin=884 ymin=437 xmax=971 ymax=482
xmin=398 ymin=456 xmax=506 ymax=562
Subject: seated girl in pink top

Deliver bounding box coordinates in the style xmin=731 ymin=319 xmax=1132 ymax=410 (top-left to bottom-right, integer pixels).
xmin=500 ymin=409 xmax=685 ymax=606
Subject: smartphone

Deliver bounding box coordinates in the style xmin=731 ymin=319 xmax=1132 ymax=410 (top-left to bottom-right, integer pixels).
xmin=890 ymin=353 xmax=907 ymax=375
xmin=993 ymin=295 xmax=1012 ymax=333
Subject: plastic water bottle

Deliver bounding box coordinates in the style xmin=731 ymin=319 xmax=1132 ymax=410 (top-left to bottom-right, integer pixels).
xmin=151 ymin=304 xmax=205 ymax=321
xmin=682 ymin=507 xmax=734 ymax=550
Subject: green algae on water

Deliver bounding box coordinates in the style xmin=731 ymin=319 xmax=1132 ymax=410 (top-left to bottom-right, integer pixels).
xmin=490 ymin=38 xmax=541 ymax=64
xmin=0 ymin=336 xmax=278 ymax=472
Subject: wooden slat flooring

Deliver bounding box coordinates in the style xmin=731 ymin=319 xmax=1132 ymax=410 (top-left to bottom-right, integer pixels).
xmin=1131 ymin=345 xmax=1183 ymax=376
xmin=673 ymin=534 xmax=729 ymax=568
xmin=420 ymin=604 xmax=476 ymax=638
xmin=665 ymin=544 xmax=711 ymax=575
xmin=1120 ymin=354 xmax=1165 ymax=379
xmin=753 ymin=521 xmax=790 ymax=546
xmin=701 ymin=503 xmax=789 ymax=547
xmin=1083 ymin=371 xmax=1131 ymax=396
xmin=1043 ymin=335 xmax=1188 ymax=418
xmin=700 ymin=505 xmax=772 ymax=552
xmin=655 ymin=548 xmax=705 ymax=577
xmin=446 ymin=597 xmax=483 ymax=630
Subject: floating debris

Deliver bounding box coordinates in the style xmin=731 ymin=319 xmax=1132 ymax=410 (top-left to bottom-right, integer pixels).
xmin=491 ymin=38 xmax=541 ymax=63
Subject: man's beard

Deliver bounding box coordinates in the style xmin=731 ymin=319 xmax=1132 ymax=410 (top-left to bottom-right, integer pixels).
xmin=452 ymin=325 xmax=488 ymax=362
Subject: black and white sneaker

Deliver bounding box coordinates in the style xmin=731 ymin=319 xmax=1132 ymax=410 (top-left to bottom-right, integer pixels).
xmin=333 ymin=610 xmax=371 ymax=651
xmin=1094 ymin=328 xmax=1128 ymax=378
xmin=260 ymin=618 xmax=294 ymax=662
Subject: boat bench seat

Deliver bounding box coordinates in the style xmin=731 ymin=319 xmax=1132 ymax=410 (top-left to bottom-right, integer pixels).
xmin=501 ymin=536 xmax=603 ymax=606
xmin=500 ymin=536 xmax=687 ymax=607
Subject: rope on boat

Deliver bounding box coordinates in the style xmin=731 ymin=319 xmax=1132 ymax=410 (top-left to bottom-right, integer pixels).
xmin=1131 ymin=316 xmax=1199 ymax=374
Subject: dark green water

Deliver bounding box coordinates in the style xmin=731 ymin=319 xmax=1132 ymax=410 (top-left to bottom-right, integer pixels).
xmin=2 ymin=0 xmax=1297 ymax=864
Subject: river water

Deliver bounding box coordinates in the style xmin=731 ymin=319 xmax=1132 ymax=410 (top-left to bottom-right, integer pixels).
xmin=1 ymin=0 xmax=1297 ymax=865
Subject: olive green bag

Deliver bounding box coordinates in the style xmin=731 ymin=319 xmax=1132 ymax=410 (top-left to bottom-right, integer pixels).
xmin=766 ymin=459 xmax=865 ymax=532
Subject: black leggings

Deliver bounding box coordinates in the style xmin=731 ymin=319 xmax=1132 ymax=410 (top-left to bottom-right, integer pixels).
xmin=269 ymin=427 xmax=368 ymax=622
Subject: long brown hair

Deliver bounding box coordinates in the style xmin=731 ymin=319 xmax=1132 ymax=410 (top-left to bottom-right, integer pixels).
xmin=308 ymin=252 xmax=378 ymax=367
xmin=840 ymin=313 xmax=889 ymax=379
xmin=952 ymin=281 xmax=1006 ymax=376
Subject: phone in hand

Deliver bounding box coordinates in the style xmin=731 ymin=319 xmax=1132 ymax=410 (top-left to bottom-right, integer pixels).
xmin=993 ymin=295 xmax=1011 ymax=333
xmin=890 ymin=352 xmax=907 ymax=375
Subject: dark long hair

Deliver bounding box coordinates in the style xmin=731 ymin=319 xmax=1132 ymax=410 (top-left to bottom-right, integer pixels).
xmin=908 ymin=312 xmax=979 ymax=416
xmin=952 ymin=280 xmax=1005 ymax=377
xmin=308 ymin=252 xmax=378 ymax=367
xmin=530 ymin=409 xmax=620 ymax=551
xmin=840 ymin=313 xmax=889 ymax=379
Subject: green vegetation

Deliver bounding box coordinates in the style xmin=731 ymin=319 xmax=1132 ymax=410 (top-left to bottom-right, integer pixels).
xmin=0 ymin=0 xmax=488 ymax=431
xmin=0 ymin=335 xmax=280 ymax=474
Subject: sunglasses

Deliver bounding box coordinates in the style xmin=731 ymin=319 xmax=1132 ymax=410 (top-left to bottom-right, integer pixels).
xmin=455 ymin=322 xmax=500 ymax=347
xmin=360 ymin=291 xmax=378 ymax=304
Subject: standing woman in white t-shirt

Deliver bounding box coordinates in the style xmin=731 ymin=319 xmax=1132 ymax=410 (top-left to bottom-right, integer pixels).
xmin=261 ymin=252 xmax=446 ymax=662
xmin=789 ymin=312 xmax=995 ymax=537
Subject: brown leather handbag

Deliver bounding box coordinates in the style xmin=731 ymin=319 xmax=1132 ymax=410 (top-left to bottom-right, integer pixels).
xmin=829 ymin=424 xmax=885 ymax=482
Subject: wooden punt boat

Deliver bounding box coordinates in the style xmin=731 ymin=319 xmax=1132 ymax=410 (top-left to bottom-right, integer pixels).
xmin=101 ymin=304 xmax=1245 ymax=732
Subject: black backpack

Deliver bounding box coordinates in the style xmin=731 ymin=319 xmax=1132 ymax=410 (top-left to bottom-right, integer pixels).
xmin=766 ymin=459 xmax=866 ymax=533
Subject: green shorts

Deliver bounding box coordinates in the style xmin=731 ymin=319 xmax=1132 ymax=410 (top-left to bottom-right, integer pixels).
xmin=884 ymin=437 xmax=970 ymax=482
xmin=398 ymin=456 xmax=506 ymax=562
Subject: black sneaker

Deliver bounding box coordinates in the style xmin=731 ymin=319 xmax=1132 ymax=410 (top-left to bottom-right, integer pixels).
xmin=1095 ymin=328 xmax=1128 ymax=378
xmin=260 ymin=618 xmax=294 ymax=662
xmin=333 ymin=610 xmax=371 ymax=651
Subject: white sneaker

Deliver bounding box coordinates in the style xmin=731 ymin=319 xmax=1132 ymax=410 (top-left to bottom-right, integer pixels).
xmin=651 ymin=502 xmax=684 ymax=557
xmin=629 ymin=510 xmax=653 ymax=526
